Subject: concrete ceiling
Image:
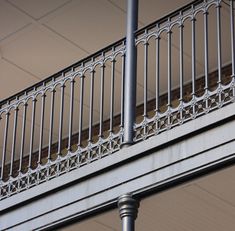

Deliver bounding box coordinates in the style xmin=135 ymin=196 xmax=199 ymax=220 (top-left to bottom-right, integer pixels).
xmin=0 ymin=0 xmax=189 ymax=100
xmin=58 ymin=164 xmax=235 ymax=231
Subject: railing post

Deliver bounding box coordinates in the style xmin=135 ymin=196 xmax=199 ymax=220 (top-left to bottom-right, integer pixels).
xmin=123 ymin=0 xmax=138 ymax=146
xmin=118 ymin=194 xmax=139 ymax=231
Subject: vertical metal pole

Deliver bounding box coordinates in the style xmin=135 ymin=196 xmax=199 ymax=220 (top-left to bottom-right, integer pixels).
xmin=216 ymin=4 xmax=222 ymax=84
xmin=9 ymin=105 xmax=19 ymax=177
xmin=29 ymin=97 xmax=36 ymax=169
xmin=191 ymin=14 xmax=196 ymax=117
xmin=143 ymin=36 xmax=148 ymax=136
xmin=204 ymin=9 xmax=209 ymax=90
xmin=68 ymin=79 xmax=75 ymax=151
xmin=118 ymin=194 xmax=139 ymax=231
xmin=48 ymin=88 xmax=55 ymax=160
xmin=19 ymin=101 xmax=27 ymax=172
xmin=230 ymin=0 xmax=235 ymax=79
xmin=120 ymin=51 xmax=126 ymax=130
xmin=58 ymin=83 xmax=65 ymax=155
xmin=88 ymin=69 xmax=94 ymax=143
xmin=155 ymin=32 xmax=160 ymax=113
xmin=179 ymin=16 xmax=184 ymax=102
xmin=99 ymin=60 xmax=105 ymax=138
xmin=204 ymin=8 xmax=209 ymax=109
xmin=143 ymin=36 xmax=148 ymax=119
xmin=179 ymin=17 xmax=184 ymax=121
xmin=167 ymin=23 xmax=172 ymax=109
xmin=191 ymin=16 xmax=196 ymax=98
xmin=1 ymin=111 xmax=9 ymax=180
xmin=78 ymin=75 xmax=84 ymax=146
xmin=123 ymin=0 xmax=138 ymax=145
xmin=38 ymin=92 xmax=46 ymax=164
xmin=110 ymin=57 xmax=116 ymax=134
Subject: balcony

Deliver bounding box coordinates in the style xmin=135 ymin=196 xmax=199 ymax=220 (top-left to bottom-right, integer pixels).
xmin=1 ymin=0 xmax=235 ymax=230
xmin=0 ymin=0 xmax=234 ymax=198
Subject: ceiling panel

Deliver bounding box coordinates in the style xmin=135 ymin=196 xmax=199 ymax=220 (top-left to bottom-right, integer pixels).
xmin=2 ymin=25 xmax=87 ymax=78
xmin=137 ymin=186 xmax=235 ymax=231
xmin=138 ymin=0 xmax=190 ymax=25
xmin=108 ymin=0 xmax=190 ymax=26
xmin=45 ymin=0 xmax=126 ymax=54
xmin=195 ymin=166 xmax=235 ymax=208
xmin=0 ymin=58 xmax=37 ymax=99
xmin=8 ymin=0 xmax=71 ymax=20
xmin=0 ymin=0 xmax=30 ymax=41
xmin=60 ymin=212 xmax=120 ymax=231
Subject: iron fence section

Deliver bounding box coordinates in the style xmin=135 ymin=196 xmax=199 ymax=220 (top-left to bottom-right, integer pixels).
xmin=134 ymin=0 xmax=235 ymax=141
xmin=0 ymin=39 xmax=126 ymax=199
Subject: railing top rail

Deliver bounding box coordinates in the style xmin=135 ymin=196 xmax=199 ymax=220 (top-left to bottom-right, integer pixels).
xmin=0 ymin=37 xmax=126 ymax=108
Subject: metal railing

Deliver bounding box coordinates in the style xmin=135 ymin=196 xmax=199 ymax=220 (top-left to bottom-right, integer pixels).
xmin=1 ymin=0 xmax=235 ymax=200
xmin=134 ymin=0 xmax=235 ymax=141
xmin=0 ymin=39 xmax=126 ymax=199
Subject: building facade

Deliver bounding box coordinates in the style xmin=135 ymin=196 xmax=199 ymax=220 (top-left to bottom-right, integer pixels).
xmin=1 ymin=0 xmax=235 ymax=230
